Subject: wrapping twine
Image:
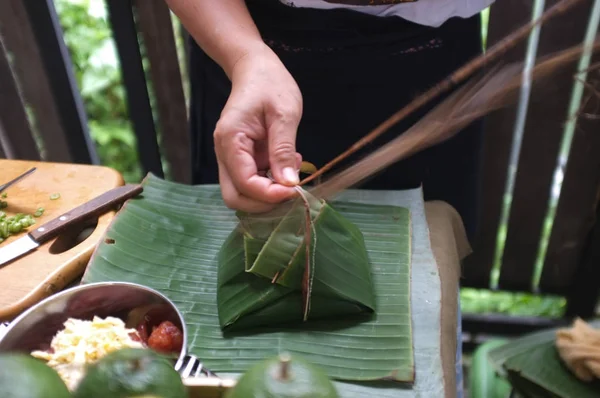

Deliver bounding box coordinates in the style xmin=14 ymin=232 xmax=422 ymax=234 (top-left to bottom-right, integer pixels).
xmin=556 ymin=318 xmax=600 ymax=382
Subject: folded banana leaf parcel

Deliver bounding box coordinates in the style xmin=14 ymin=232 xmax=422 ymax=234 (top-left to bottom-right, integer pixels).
xmin=217 ymin=188 xmax=377 ymax=331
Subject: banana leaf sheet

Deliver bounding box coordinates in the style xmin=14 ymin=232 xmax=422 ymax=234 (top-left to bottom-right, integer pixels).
xmin=84 ymin=174 xmax=448 ymax=397
xmin=489 ymin=320 xmax=600 ymax=398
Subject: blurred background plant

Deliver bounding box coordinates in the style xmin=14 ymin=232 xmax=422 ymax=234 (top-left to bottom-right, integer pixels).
xmin=54 ymin=0 xmax=568 ymax=319
xmin=56 ymin=0 xmax=141 ymax=182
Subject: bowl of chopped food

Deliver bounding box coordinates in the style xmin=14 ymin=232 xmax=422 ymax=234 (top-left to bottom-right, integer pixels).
xmin=0 ymin=281 xmax=187 ymax=390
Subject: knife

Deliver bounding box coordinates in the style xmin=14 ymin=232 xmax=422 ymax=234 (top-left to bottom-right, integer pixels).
xmin=0 ymin=168 xmax=37 ymax=193
xmin=0 ymin=184 xmax=143 ymax=267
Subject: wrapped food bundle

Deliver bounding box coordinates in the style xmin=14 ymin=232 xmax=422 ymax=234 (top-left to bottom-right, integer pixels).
xmin=216 ymin=188 xmax=376 ymax=331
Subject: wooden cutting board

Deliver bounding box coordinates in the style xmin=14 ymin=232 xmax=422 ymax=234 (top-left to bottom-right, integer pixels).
xmin=0 ymin=159 xmax=123 ymax=321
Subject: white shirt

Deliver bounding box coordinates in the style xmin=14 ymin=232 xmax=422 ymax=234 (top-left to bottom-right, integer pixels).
xmin=278 ymin=0 xmax=495 ymax=27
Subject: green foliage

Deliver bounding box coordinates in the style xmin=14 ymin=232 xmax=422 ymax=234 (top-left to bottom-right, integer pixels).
xmin=461 ymin=288 xmax=566 ymax=318
xmin=56 ymin=0 xmax=142 ymax=182
xmin=89 ymin=121 xmax=140 ymax=182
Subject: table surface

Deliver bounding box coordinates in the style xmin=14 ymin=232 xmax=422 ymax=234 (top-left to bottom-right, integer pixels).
xmin=0 ymin=159 xmax=123 ymax=321
xmin=0 ymin=172 xmax=469 ymax=398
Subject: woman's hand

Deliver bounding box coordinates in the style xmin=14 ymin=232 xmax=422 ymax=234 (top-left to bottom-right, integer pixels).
xmin=164 ymin=0 xmax=298 ymax=212
xmin=214 ymin=43 xmax=303 ymax=212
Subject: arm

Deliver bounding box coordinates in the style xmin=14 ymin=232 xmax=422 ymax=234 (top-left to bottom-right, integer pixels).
xmin=164 ymin=0 xmax=267 ymax=79
xmin=165 ymin=0 xmax=303 ymax=213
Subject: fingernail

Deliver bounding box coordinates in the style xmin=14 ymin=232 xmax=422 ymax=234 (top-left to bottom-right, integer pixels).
xmin=282 ymin=167 xmax=299 ymax=185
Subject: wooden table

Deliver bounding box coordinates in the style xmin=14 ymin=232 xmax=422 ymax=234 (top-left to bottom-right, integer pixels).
xmin=0 ymin=159 xmax=123 ymax=321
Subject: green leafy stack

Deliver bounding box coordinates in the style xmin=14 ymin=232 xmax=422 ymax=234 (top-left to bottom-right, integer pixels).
xmin=487 ymin=321 xmax=600 ymax=397
xmin=217 ymin=188 xmax=376 ymax=331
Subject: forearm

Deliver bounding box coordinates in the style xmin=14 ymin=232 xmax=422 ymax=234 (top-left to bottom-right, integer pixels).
xmin=165 ymin=0 xmax=267 ymax=78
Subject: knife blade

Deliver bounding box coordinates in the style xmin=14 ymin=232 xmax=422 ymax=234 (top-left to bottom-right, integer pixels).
xmin=0 ymin=184 xmax=143 ymax=267
xmin=0 ymin=167 xmax=37 ymax=193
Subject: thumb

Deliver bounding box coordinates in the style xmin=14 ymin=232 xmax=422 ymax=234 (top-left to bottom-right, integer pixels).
xmin=268 ymin=112 xmax=300 ymax=187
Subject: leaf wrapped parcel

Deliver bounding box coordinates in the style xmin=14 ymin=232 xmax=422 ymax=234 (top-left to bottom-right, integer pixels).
xmin=217 ymin=189 xmax=377 ymax=331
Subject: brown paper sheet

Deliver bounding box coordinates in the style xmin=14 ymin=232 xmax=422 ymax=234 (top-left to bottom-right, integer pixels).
xmin=426 ymin=201 xmax=472 ymax=398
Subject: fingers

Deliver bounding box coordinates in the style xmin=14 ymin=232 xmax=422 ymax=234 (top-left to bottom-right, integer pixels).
xmin=215 ymin=128 xmax=298 ymax=211
xmin=217 ymin=161 xmax=277 ymax=213
xmin=254 ymin=139 xmax=270 ymax=171
xmin=295 ymin=152 xmax=303 ymax=173
xmin=212 ymin=62 xmax=303 ymax=211
xmin=224 ymin=132 xmax=297 ymax=202
xmin=266 ymin=103 xmax=302 ymax=187
xmin=255 ymin=143 xmax=302 ymax=175
xmin=219 ymin=164 xmax=297 ymax=213
xmin=215 ymin=134 xmax=302 ymax=211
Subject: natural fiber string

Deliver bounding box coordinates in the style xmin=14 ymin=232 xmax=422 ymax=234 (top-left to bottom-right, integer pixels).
xmin=310 ymin=42 xmax=600 ymax=200
xmin=300 ymin=0 xmax=587 ymax=186
xmin=294 ymin=186 xmax=318 ymax=321
xmin=266 ymin=170 xmax=318 ymax=320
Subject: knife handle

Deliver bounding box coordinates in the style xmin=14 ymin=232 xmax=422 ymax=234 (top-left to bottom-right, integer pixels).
xmin=29 ymin=184 xmax=143 ymax=243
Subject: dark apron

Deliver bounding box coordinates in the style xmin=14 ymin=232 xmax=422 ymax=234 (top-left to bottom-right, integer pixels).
xmin=188 ymin=0 xmax=484 ymax=239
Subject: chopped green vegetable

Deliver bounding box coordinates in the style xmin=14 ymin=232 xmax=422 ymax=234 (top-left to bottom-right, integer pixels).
xmin=1 ymin=193 xmax=7 ymax=199
xmin=0 ymin=199 xmax=38 ymax=242
xmin=49 ymin=193 xmax=61 ymax=200
xmin=0 ymin=209 xmax=36 ymax=240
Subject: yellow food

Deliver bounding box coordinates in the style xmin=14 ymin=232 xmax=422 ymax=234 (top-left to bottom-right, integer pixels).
xmin=31 ymin=316 xmax=144 ymax=390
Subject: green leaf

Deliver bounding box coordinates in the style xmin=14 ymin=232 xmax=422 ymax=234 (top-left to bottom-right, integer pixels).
xmin=217 ymin=189 xmax=377 ymax=330
xmin=488 ymin=328 xmax=564 ymax=376
xmin=84 ymin=174 xmax=414 ymax=384
xmin=503 ymin=341 xmax=600 ymax=398
xmin=469 ymin=339 xmax=512 ymax=398
xmin=488 ymin=321 xmax=600 ymax=397
xmin=81 ymin=63 xmax=117 ymax=95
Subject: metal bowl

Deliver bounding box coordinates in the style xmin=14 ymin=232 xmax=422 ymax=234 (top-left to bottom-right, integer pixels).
xmin=0 ymin=281 xmax=187 ymax=363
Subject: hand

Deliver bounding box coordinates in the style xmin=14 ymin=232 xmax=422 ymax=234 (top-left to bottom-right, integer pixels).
xmin=214 ymin=44 xmax=303 ymax=212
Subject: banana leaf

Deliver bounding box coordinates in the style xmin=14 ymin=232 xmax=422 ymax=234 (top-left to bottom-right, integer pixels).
xmin=488 ymin=320 xmax=600 ymax=375
xmin=217 ymin=188 xmax=376 ymax=331
xmin=487 ymin=321 xmax=600 ymax=398
xmin=503 ymin=341 xmax=600 ymax=398
xmin=83 ymin=174 xmax=415 ymax=386
xmin=488 ymin=328 xmax=562 ymax=376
